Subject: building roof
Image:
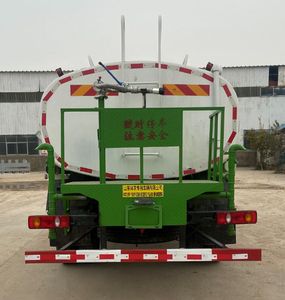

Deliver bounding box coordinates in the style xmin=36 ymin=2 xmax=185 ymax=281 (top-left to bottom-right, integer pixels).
xmin=223 ymin=65 xmax=285 ymax=69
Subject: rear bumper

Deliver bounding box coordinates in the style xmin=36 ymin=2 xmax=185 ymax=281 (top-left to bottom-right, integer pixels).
xmin=25 ymin=248 xmax=261 ymax=263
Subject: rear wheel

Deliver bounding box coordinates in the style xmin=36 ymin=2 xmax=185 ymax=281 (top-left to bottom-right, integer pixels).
xmin=51 ymin=197 xmax=99 ymax=250
xmin=186 ymin=196 xmax=236 ymax=248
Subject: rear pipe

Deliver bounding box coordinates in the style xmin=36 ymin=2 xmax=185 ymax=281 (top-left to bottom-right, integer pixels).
xmin=36 ymin=143 xmax=56 ymax=212
xmin=228 ymin=144 xmax=245 ymax=210
xmin=36 ymin=143 xmax=56 ymax=239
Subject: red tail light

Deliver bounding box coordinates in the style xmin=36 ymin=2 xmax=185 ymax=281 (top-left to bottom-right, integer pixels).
xmin=28 ymin=215 xmax=70 ymax=229
xmin=216 ymin=211 xmax=257 ymax=225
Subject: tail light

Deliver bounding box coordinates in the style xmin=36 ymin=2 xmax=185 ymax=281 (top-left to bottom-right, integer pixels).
xmin=216 ymin=211 xmax=257 ymax=225
xmin=28 ymin=215 xmax=70 ymax=229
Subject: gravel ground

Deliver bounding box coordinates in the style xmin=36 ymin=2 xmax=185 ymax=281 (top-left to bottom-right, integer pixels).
xmin=0 ymin=168 xmax=284 ymax=300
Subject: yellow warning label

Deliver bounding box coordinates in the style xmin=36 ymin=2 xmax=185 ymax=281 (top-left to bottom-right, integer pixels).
xmin=122 ymin=184 xmax=164 ymax=198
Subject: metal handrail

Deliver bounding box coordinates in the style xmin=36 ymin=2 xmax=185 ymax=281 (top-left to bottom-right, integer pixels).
xmin=60 ymin=104 xmax=225 ymax=185
xmin=208 ymin=109 xmax=224 ymax=182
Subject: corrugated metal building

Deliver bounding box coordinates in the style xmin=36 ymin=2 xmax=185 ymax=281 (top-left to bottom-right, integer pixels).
xmin=1 ymin=66 xmax=285 ymax=169
xmin=0 ymin=71 xmax=57 ymax=136
xmin=222 ymin=65 xmax=285 ymax=146
xmin=223 ymin=66 xmax=269 ymax=87
xmin=0 ymin=71 xmax=58 ymax=169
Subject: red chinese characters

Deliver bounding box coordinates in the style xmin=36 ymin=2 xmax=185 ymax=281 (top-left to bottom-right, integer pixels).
xmin=123 ymin=118 xmax=168 ymax=142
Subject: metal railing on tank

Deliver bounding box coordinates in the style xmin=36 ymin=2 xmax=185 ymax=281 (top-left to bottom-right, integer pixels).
xmin=59 ymin=103 xmax=225 ymax=185
xmin=208 ymin=109 xmax=224 ymax=182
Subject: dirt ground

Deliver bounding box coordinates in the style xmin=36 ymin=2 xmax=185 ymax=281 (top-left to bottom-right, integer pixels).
xmin=0 ymin=169 xmax=284 ymax=300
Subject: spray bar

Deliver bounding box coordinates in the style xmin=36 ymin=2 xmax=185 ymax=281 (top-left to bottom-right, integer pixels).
xmin=94 ymin=83 xmax=164 ymax=95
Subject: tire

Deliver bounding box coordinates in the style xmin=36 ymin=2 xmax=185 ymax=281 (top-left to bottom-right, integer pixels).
xmin=52 ymin=197 xmax=99 ymax=250
xmin=186 ymin=196 xmax=236 ymax=248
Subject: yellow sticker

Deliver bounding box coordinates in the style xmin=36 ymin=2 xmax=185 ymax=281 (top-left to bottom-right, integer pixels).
xmin=122 ymin=184 xmax=164 ymax=198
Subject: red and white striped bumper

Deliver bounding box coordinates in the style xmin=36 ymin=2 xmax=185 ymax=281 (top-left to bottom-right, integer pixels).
xmin=25 ymin=248 xmax=261 ymax=263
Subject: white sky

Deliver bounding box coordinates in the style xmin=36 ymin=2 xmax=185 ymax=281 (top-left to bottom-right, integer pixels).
xmin=0 ymin=0 xmax=284 ymax=70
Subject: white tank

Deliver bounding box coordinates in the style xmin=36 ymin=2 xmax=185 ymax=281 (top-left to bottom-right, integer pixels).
xmin=40 ymin=61 xmax=238 ymax=179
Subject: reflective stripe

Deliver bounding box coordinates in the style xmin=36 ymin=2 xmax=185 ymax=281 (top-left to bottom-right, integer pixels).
xmin=163 ymin=84 xmax=210 ymax=96
xmin=59 ymin=76 xmax=72 ymax=84
xmin=223 ymin=84 xmax=232 ymax=97
xmin=143 ymin=254 xmax=159 ymax=260
xmin=43 ymin=91 xmax=53 ymax=101
xmin=55 ymin=254 xmax=70 ymax=260
xmin=25 ymin=248 xmax=261 ymax=263
xmin=232 ymin=253 xmax=248 ymax=260
xmin=25 ymin=255 xmax=40 ymax=261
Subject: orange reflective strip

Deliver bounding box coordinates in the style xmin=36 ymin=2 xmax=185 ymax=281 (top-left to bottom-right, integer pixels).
xmin=163 ymin=84 xmax=210 ymax=96
xmin=189 ymin=85 xmax=209 ymax=96
xmin=72 ymin=85 xmax=93 ymax=96
xmin=164 ymin=84 xmax=184 ymax=96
